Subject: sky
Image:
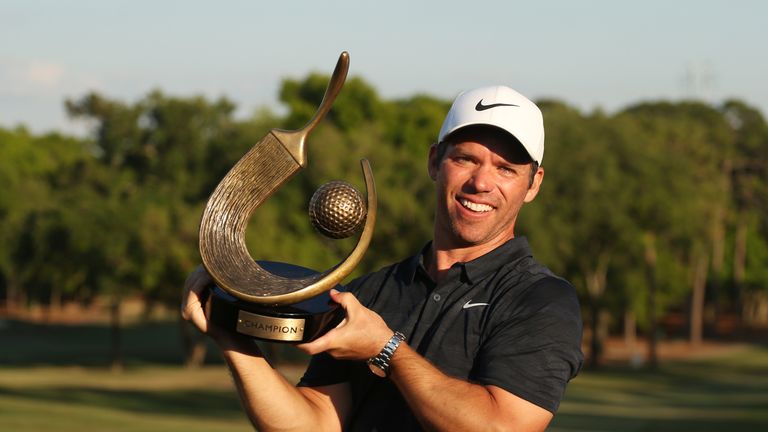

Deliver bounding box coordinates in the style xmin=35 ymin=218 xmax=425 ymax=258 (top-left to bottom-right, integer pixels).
xmin=2 ymin=0 xmax=766 ymax=136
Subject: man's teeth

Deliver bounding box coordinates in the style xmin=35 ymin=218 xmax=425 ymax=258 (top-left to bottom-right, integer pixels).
xmin=460 ymin=199 xmax=493 ymax=212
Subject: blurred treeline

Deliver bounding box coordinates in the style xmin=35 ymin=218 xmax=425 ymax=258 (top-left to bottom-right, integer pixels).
xmin=1 ymin=72 xmax=766 ymax=367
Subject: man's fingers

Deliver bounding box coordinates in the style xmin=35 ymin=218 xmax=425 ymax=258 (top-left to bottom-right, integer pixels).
xmin=186 ymin=302 xmax=209 ymax=333
xmin=329 ymin=289 xmax=360 ymax=311
xmin=181 ymin=265 xmax=212 ymax=333
xmin=185 ymin=265 xmax=213 ymax=294
xmin=180 ymin=298 xmax=200 ymax=320
xmin=298 ymin=331 xmax=332 ymax=355
xmin=181 ymin=286 xmax=210 ymax=332
xmin=329 ymin=288 xmax=343 ymax=301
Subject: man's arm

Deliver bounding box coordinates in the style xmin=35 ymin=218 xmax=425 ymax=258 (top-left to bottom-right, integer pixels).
xmin=301 ymin=290 xmax=554 ymax=432
xmin=389 ymin=344 xmax=552 ymax=431
xmin=181 ymin=266 xmax=351 ymax=431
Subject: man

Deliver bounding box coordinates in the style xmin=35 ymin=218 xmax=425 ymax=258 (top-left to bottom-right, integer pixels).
xmin=182 ymin=85 xmax=583 ymax=431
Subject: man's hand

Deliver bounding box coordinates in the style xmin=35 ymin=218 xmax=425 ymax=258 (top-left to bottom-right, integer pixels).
xmin=181 ymin=265 xmax=212 ymax=334
xmin=180 ymin=265 xmax=240 ymax=347
xmin=298 ymin=289 xmax=394 ymax=361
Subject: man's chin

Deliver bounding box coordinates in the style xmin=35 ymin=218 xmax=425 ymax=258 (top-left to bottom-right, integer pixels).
xmin=447 ymin=222 xmax=514 ymax=248
xmin=447 ymin=228 xmax=493 ymax=248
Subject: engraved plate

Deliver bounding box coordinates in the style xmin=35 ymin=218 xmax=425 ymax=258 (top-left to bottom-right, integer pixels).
xmin=236 ymin=310 xmax=305 ymax=342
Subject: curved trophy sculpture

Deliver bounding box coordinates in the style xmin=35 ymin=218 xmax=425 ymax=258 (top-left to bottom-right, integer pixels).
xmin=198 ymin=51 xmax=377 ymax=342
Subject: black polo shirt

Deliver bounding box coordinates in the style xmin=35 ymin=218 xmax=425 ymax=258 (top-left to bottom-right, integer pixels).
xmin=298 ymin=237 xmax=583 ymax=431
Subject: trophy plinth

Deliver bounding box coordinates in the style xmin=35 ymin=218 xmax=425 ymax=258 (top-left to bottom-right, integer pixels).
xmin=205 ymin=261 xmax=346 ymax=343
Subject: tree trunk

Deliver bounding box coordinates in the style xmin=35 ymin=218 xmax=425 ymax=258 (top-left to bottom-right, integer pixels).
xmin=588 ymin=302 xmax=602 ymax=368
xmin=180 ymin=316 xmax=208 ymax=368
xmin=4 ymin=271 xmax=23 ymax=311
xmin=711 ymin=206 xmax=725 ymax=282
xmin=186 ymin=340 xmax=208 ymax=368
xmin=690 ymin=254 xmax=708 ymax=346
xmin=50 ymin=284 xmax=62 ymax=310
xmin=44 ymin=284 xmax=63 ymax=323
xmin=733 ymin=218 xmax=751 ymax=336
xmin=643 ymin=233 xmax=659 ymax=369
xmin=624 ymin=309 xmax=636 ymax=349
xmin=584 ymin=255 xmax=609 ymax=368
xmin=734 ymin=219 xmax=748 ymax=310
xmin=110 ymin=295 xmax=123 ymax=372
xmin=710 ymin=202 xmax=725 ymax=325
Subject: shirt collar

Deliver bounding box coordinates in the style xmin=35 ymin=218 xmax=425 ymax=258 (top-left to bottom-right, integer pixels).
xmin=399 ymin=237 xmax=533 ymax=285
xmin=398 ymin=242 xmax=432 ymax=285
xmin=461 ymin=237 xmax=532 ymax=284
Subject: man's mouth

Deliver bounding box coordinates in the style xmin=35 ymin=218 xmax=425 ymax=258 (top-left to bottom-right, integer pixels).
xmin=459 ymin=198 xmax=493 ymax=213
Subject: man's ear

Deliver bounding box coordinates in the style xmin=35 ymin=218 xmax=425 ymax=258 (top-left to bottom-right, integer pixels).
xmin=427 ymin=144 xmax=439 ymax=181
xmin=524 ymin=166 xmax=545 ymax=203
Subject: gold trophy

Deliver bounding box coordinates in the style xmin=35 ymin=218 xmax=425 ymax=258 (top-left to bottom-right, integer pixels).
xmin=198 ymin=52 xmax=376 ymax=342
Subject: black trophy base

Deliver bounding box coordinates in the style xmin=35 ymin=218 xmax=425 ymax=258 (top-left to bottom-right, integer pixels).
xmin=204 ymin=261 xmax=345 ymax=343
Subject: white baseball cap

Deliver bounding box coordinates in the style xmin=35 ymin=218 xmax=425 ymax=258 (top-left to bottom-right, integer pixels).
xmin=438 ymin=85 xmax=545 ymax=164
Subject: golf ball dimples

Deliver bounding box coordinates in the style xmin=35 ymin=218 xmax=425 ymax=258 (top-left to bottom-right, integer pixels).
xmin=309 ymin=181 xmax=367 ymax=239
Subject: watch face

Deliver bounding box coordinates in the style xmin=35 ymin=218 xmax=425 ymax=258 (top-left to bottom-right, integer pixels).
xmin=368 ymin=362 xmax=387 ymax=378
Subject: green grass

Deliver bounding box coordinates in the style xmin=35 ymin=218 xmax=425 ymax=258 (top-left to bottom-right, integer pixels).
xmin=0 ymin=365 xmax=256 ymax=431
xmin=550 ymin=345 xmax=768 ymax=431
xmin=1 ymin=318 xmax=767 ymax=431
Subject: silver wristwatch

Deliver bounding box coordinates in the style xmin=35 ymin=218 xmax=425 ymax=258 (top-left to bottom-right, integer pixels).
xmin=367 ymin=331 xmax=405 ymax=377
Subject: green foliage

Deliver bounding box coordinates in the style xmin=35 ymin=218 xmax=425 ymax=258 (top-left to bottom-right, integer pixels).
xmin=0 ymin=127 xmax=94 ymax=305
xmin=1 ymin=73 xmax=767 ymax=359
xmin=720 ymin=100 xmax=768 ymax=294
xmin=280 ymin=74 xmax=384 ymax=131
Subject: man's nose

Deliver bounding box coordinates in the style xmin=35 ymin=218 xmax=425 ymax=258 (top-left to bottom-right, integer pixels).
xmin=466 ymin=165 xmax=494 ymax=193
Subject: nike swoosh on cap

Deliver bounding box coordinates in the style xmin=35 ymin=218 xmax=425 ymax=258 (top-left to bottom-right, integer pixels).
xmin=475 ymin=99 xmax=519 ymax=111
xmin=462 ymin=300 xmax=489 ymax=309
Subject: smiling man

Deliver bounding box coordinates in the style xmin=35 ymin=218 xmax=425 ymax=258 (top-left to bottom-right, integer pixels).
xmin=182 ymin=85 xmax=583 ymax=431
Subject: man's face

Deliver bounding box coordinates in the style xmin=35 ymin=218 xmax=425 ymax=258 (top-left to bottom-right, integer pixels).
xmin=428 ymin=127 xmax=544 ymax=250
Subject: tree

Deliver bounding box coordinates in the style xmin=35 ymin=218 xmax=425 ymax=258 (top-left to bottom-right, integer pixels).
xmin=0 ymin=127 xmax=92 ymax=311
xmin=525 ymin=102 xmax=641 ymax=366
xmin=619 ymin=102 xmax=730 ymax=364
xmin=721 ymin=100 xmax=768 ymax=324
xmin=65 ymin=90 xmax=245 ymax=368
xmin=5 ymin=74 xmax=765 ymax=372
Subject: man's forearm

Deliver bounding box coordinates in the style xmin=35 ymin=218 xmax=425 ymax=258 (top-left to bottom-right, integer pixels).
xmin=388 ymin=344 xmax=552 ymax=432
xmin=180 ymin=266 xmax=347 ymax=432
xmin=220 ymin=342 xmax=346 ymax=432
xmin=295 ymin=289 xmax=551 ymax=430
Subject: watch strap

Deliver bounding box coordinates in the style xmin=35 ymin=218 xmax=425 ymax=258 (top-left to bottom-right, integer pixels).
xmin=367 ymin=331 xmax=405 ymax=377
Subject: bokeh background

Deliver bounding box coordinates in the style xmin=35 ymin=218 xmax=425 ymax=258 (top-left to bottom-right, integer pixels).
xmin=2 ymin=1 xmax=766 ymax=430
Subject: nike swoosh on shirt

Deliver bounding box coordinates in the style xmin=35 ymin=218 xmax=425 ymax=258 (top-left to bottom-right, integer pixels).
xmin=475 ymin=99 xmax=519 ymax=111
xmin=462 ymin=300 xmax=489 ymax=309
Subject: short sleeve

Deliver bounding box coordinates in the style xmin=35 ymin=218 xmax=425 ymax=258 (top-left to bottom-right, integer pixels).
xmin=297 ymin=352 xmax=354 ymax=387
xmin=471 ymin=277 xmax=583 ymax=413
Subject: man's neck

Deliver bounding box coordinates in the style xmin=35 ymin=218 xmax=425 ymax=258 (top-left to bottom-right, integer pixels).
xmin=425 ymin=236 xmax=513 ymax=282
